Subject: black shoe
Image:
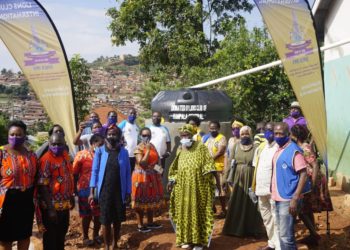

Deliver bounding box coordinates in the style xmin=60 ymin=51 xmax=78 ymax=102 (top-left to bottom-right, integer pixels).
xmin=137 ymin=226 xmax=151 ymax=233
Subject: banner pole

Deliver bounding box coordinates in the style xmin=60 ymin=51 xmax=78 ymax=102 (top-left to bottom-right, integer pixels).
xmin=33 ymin=0 xmax=79 ymax=131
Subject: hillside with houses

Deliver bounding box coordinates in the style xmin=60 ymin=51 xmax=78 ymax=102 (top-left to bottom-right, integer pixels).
xmin=0 ymin=55 xmax=146 ymax=129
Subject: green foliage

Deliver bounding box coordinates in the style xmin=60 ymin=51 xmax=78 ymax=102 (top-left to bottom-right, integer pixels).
xmin=69 ymin=54 xmax=92 ymax=122
xmin=88 ymin=55 xmax=141 ymax=74
xmin=0 ymin=113 xmax=10 ymax=145
xmin=107 ymin=0 xmax=252 ymax=75
xmin=0 ymin=81 xmax=29 ymax=98
xmin=107 ymin=1 xmax=295 ymax=125
xmin=27 ymin=120 xmax=53 ymax=135
xmin=202 ymin=20 xmax=295 ymax=125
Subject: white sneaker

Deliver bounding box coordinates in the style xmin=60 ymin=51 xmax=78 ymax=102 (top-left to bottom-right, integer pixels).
xmin=181 ymin=244 xmax=190 ymax=249
xmin=193 ymin=246 xmax=203 ymax=250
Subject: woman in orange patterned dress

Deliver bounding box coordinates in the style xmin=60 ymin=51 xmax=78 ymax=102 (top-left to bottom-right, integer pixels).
xmin=132 ymin=127 xmax=164 ymax=233
xmin=0 ymin=120 xmax=38 ymax=250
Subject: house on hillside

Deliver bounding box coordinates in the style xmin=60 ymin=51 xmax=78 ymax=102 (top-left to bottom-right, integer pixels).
xmin=313 ymin=0 xmax=350 ymax=192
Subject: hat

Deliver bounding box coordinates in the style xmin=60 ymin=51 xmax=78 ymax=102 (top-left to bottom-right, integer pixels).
xmin=178 ymin=124 xmax=196 ymax=135
xmin=290 ymin=101 xmax=300 ymax=108
xmin=232 ymin=120 xmax=244 ymax=128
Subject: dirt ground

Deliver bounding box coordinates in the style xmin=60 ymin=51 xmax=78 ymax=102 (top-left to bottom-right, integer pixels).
xmin=30 ymin=187 xmax=350 ymax=250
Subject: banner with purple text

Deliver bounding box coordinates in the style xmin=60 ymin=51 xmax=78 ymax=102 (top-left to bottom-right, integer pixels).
xmin=0 ymin=0 xmax=77 ymax=150
xmin=254 ymin=0 xmax=327 ymax=160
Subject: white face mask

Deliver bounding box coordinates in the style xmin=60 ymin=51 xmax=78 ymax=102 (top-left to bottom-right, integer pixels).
xmin=180 ymin=138 xmax=193 ymax=147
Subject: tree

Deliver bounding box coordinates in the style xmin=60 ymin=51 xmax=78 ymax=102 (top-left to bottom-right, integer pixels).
xmin=69 ymin=54 xmax=92 ymax=122
xmin=0 ymin=113 xmax=10 ymax=145
xmin=183 ymin=20 xmax=295 ymax=125
xmin=136 ymin=19 xmax=295 ymax=125
xmin=107 ymin=0 xmax=252 ymax=75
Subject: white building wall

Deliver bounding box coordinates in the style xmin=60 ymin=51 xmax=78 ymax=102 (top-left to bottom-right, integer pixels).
xmin=324 ymin=0 xmax=350 ymax=62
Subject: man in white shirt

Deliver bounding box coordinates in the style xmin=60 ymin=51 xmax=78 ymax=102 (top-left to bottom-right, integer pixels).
xmin=252 ymin=122 xmax=280 ymax=250
xmin=147 ymin=111 xmax=171 ymax=171
xmin=118 ymin=108 xmax=139 ymax=172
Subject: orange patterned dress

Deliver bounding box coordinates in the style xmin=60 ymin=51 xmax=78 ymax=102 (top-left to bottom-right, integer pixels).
xmin=301 ymin=143 xmax=333 ymax=213
xmin=0 ymin=145 xmax=38 ymax=241
xmin=131 ymin=143 xmax=164 ymax=211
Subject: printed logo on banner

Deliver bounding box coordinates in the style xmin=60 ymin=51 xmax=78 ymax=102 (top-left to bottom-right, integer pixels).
xmin=285 ymin=11 xmax=313 ymax=60
xmin=24 ymin=26 xmax=59 ymax=67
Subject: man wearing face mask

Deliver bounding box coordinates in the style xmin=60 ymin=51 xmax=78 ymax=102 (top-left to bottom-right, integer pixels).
xmin=271 ymin=122 xmax=309 ymax=250
xmin=74 ymin=121 xmax=104 ymax=150
xmin=118 ymin=108 xmax=139 ymax=173
xmin=38 ymin=133 xmax=75 ymax=250
xmin=283 ymin=101 xmax=307 ymax=131
xmin=82 ymin=112 xmax=101 ymax=135
xmin=254 ymin=121 xmax=267 ymax=146
xmin=147 ymin=112 xmax=171 ymax=172
xmin=251 ymin=122 xmax=280 ymax=250
xmin=102 ymin=111 xmax=118 ymax=135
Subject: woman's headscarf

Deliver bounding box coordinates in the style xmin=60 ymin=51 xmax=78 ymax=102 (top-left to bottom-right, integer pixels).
xmin=232 ymin=120 xmax=244 ymax=128
xmin=240 ymin=125 xmax=252 ymax=138
xmin=178 ymin=124 xmax=196 ymax=135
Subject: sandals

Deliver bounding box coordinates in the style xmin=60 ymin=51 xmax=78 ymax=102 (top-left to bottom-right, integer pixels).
xmin=82 ymin=238 xmax=94 ymax=247
xmin=94 ymin=236 xmax=103 ymax=245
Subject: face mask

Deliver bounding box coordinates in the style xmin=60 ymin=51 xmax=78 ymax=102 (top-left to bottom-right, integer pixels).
xmin=91 ymin=117 xmax=99 ymax=123
xmin=291 ymin=110 xmax=300 ymax=118
xmin=211 ymin=131 xmax=218 ymax=137
xmin=232 ymin=128 xmax=240 ymax=138
xmin=93 ymin=127 xmax=104 ymax=136
xmin=8 ymin=136 xmax=26 ymax=148
xmin=275 ymin=136 xmax=289 ymax=147
xmin=180 ymin=138 xmax=193 ymax=147
xmin=128 ymin=115 xmax=136 ymax=123
xmin=108 ymin=117 xmax=117 ymax=125
xmin=240 ymin=137 xmax=251 ymax=145
xmin=49 ymin=145 xmax=65 ymax=156
xmin=140 ymin=135 xmax=150 ymax=143
xmin=264 ymin=130 xmax=274 ymax=142
xmin=107 ymin=136 xmax=120 ymax=146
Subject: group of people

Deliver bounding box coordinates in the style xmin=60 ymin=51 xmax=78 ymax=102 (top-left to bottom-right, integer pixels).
xmin=0 ymin=102 xmax=333 ymax=250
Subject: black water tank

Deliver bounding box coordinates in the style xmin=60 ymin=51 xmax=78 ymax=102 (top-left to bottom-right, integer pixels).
xmin=151 ymin=89 xmax=233 ymax=122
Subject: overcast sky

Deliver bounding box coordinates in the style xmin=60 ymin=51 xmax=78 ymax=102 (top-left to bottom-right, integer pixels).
xmin=0 ymin=0 xmax=315 ymax=71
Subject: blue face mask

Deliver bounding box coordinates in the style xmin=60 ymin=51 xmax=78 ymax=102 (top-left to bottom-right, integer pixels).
xmin=240 ymin=137 xmax=251 ymax=145
xmin=91 ymin=117 xmax=99 ymax=123
xmin=275 ymin=136 xmax=289 ymax=147
xmin=264 ymin=130 xmax=274 ymax=141
xmin=108 ymin=117 xmax=117 ymax=125
xmin=128 ymin=115 xmax=136 ymax=123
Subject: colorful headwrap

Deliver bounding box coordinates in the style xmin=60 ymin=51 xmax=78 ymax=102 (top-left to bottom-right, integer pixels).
xmin=232 ymin=120 xmax=244 ymax=128
xmin=178 ymin=124 xmax=196 ymax=135
xmin=240 ymin=125 xmax=252 ymax=137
